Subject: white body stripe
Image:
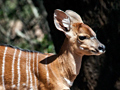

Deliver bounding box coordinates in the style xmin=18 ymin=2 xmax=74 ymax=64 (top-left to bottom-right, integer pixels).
xmin=37 ymin=53 xmax=39 ymax=77
xmin=29 ymin=52 xmax=33 ymax=89
xmin=11 ymin=49 xmax=17 ymax=88
xmin=33 ymin=53 xmax=37 ymax=90
xmin=17 ymin=50 xmax=22 ymax=90
xmin=36 ymin=53 xmax=39 ymax=87
xmin=45 ymin=56 xmax=49 ymax=84
xmin=2 ymin=47 xmax=7 ymax=90
xmin=26 ymin=52 xmax=29 ymax=88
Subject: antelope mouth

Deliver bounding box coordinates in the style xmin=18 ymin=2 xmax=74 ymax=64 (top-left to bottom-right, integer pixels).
xmin=90 ymin=48 xmax=105 ymax=55
xmin=91 ymin=48 xmax=99 ymax=53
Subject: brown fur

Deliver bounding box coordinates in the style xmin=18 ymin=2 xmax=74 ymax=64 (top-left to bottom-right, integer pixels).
xmin=0 ymin=9 xmax=105 ymax=90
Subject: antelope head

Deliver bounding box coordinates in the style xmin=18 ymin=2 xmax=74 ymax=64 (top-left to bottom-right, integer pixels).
xmin=54 ymin=9 xmax=105 ymax=56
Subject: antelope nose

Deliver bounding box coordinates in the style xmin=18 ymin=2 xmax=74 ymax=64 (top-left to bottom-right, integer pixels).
xmin=98 ymin=45 xmax=105 ymax=52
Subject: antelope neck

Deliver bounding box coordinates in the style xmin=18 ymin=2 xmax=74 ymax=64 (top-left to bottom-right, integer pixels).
xmin=58 ymin=38 xmax=83 ymax=82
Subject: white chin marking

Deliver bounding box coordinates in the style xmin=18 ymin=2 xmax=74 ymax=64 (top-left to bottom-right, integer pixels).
xmin=99 ymin=50 xmax=103 ymax=53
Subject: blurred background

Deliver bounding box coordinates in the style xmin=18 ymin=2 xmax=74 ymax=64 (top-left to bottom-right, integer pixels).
xmin=0 ymin=0 xmax=120 ymax=90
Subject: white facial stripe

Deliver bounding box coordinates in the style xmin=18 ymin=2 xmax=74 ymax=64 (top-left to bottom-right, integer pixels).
xmin=77 ymin=40 xmax=81 ymax=44
xmin=2 ymin=47 xmax=7 ymax=90
xmin=12 ymin=49 xmax=17 ymax=88
xmin=79 ymin=46 xmax=84 ymax=50
xmin=64 ymin=78 xmax=73 ymax=87
xmin=78 ymin=40 xmax=84 ymax=50
xmin=17 ymin=50 xmax=22 ymax=90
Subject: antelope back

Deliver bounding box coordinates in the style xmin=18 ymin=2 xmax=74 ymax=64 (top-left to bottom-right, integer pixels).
xmin=0 ymin=45 xmax=47 ymax=90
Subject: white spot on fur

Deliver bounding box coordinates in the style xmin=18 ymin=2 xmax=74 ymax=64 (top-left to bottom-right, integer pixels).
xmin=22 ymin=83 xmax=26 ymax=86
xmin=11 ymin=85 xmax=16 ymax=88
xmin=2 ymin=47 xmax=7 ymax=90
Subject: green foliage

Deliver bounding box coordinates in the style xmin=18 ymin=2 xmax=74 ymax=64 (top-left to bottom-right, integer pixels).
xmin=0 ymin=0 xmax=55 ymax=54
xmin=40 ymin=35 xmax=55 ymax=53
xmin=15 ymin=35 xmax=55 ymax=53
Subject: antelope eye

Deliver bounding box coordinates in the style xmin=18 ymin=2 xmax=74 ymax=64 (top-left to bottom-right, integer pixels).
xmin=79 ymin=36 xmax=87 ymax=40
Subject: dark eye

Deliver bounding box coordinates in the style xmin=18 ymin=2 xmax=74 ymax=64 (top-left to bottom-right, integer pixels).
xmin=79 ymin=36 xmax=87 ymax=40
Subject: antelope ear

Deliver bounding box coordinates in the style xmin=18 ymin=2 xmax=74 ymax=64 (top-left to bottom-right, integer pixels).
xmin=65 ymin=10 xmax=83 ymax=23
xmin=54 ymin=9 xmax=71 ymax=33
